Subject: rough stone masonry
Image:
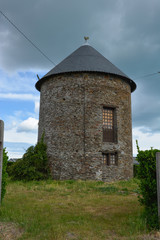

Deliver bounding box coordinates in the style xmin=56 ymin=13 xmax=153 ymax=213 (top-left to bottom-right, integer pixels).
xmin=36 ymin=43 xmax=136 ymax=182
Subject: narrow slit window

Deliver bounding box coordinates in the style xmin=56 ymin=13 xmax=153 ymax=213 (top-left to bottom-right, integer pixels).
xmin=103 ymin=107 xmax=116 ymax=142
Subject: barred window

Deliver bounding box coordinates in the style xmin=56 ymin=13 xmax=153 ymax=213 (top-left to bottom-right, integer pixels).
xmin=102 ymin=152 xmax=118 ymax=166
xmin=103 ymin=108 xmax=113 ymax=129
xmin=103 ymin=107 xmax=117 ymax=142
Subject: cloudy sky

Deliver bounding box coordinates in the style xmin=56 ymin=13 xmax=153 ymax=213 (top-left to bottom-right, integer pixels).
xmin=0 ymin=0 xmax=160 ymax=158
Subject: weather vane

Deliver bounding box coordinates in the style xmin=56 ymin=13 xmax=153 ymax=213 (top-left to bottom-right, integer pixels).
xmin=84 ymin=36 xmax=89 ymax=41
xmin=84 ymin=36 xmax=89 ymax=45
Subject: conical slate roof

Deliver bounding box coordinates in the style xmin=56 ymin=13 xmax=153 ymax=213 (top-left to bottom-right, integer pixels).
xmin=35 ymin=44 xmax=136 ymax=92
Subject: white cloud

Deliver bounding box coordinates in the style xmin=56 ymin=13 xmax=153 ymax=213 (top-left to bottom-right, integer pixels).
xmin=8 ymin=152 xmax=23 ymax=159
xmin=34 ymin=101 xmax=40 ymax=114
xmin=4 ymin=126 xmax=37 ymax=145
xmin=0 ymin=93 xmax=39 ymax=101
xmin=17 ymin=117 xmax=38 ymax=133
xmin=0 ymin=68 xmax=42 ymax=94
xmin=133 ymin=127 xmax=160 ymax=156
xmin=3 ymin=114 xmax=38 ymax=159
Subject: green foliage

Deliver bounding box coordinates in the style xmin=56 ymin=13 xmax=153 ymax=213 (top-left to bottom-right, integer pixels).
xmin=136 ymin=140 xmax=160 ymax=229
xmin=6 ymin=161 xmax=15 ymax=176
xmin=2 ymin=148 xmax=8 ymax=201
xmin=9 ymin=136 xmax=50 ymax=181
xmin=133 ymin=164 xmax=139 ymax=178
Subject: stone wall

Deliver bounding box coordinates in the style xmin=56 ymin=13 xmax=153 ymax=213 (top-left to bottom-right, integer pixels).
xmin=38 ymin=72 xmax=133 ymax=181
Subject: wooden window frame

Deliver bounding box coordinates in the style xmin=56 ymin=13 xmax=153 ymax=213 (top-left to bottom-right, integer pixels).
xmin=102 ymin=152 xmax=118 ymax=166
xmin=103 ymin=106 xmax=117 ymax=143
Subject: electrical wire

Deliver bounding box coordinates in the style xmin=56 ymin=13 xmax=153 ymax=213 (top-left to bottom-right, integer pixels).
xmin=133 ymin=72 xmax=159 ymax=80
xmin=0 ymin=9 xmax=160 ymax=80
xmin=0 ymin=9 xmax=56 ymax=66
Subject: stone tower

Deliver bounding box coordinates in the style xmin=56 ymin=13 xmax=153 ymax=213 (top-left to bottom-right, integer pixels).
xmin=35 ymin=41 xmax=136 ymax=181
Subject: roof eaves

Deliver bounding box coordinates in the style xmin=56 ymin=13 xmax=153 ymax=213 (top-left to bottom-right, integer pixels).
xmin=35 ymin=70 xmax=136 ymax=92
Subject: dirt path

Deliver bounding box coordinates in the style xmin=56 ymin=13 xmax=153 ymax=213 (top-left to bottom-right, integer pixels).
xmin=0 ymin=222 xmax=23 ymax=240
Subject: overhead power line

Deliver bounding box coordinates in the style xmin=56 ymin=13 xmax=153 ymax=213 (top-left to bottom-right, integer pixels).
xmin=0 ymin=9 xmax=159 ymax=80
xmin=133 ymin=72 xmax=160 ymax=80
xmin=0 ymin=9 xmax=56 ymax=66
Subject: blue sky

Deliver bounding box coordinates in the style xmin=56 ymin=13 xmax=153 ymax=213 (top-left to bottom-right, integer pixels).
xmin=0 ymin=0 xmax=160 ymax=158
xmin=0 ymin=69 xmax=41 ymax=158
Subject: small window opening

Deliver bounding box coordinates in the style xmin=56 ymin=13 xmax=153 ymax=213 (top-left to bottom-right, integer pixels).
xmin=102 ymin=152 xmax=118 ymax=166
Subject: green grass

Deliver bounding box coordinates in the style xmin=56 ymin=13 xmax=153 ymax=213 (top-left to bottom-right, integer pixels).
xmin=0 ymin=178 xmax=150 ymax=240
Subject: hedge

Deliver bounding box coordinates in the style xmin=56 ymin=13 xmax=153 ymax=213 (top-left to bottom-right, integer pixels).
xmin=136 ymin=141 xmax=160 ymax=229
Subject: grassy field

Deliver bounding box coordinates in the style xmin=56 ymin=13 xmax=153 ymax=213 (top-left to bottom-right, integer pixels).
xmin=0 ymin=178 xmax=156 ymax=240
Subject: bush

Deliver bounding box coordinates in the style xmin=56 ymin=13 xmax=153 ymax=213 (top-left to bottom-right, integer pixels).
xmin=6 ymin=161 xmax=15 ymax=176
xmin=9 ymin=136 xmax=50 ymax=181
xmin=136 ymin=141 xmax=160 ymax=229
xmin=2 ymin=148 xmax=8 ymax=201
xmin=133 ymin=164 xmax=139 ymax=178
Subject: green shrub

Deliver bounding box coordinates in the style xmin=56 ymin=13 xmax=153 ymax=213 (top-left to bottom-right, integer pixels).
xmin=136 ymin=141 xmax=160 ymax=229
xmin=133 ymin=164 xmax=139 ymax=178
xmin=9 ymin=136 xmax=50 ymax=181
xmin=6 ymin=161 xmax=15 ymax=176
xmin=2 ymin=148 xmax=8 ymax=201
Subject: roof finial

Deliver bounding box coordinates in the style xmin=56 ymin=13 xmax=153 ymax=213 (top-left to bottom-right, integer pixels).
xmin=84 ymin=36 xmax=89 ymax=45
